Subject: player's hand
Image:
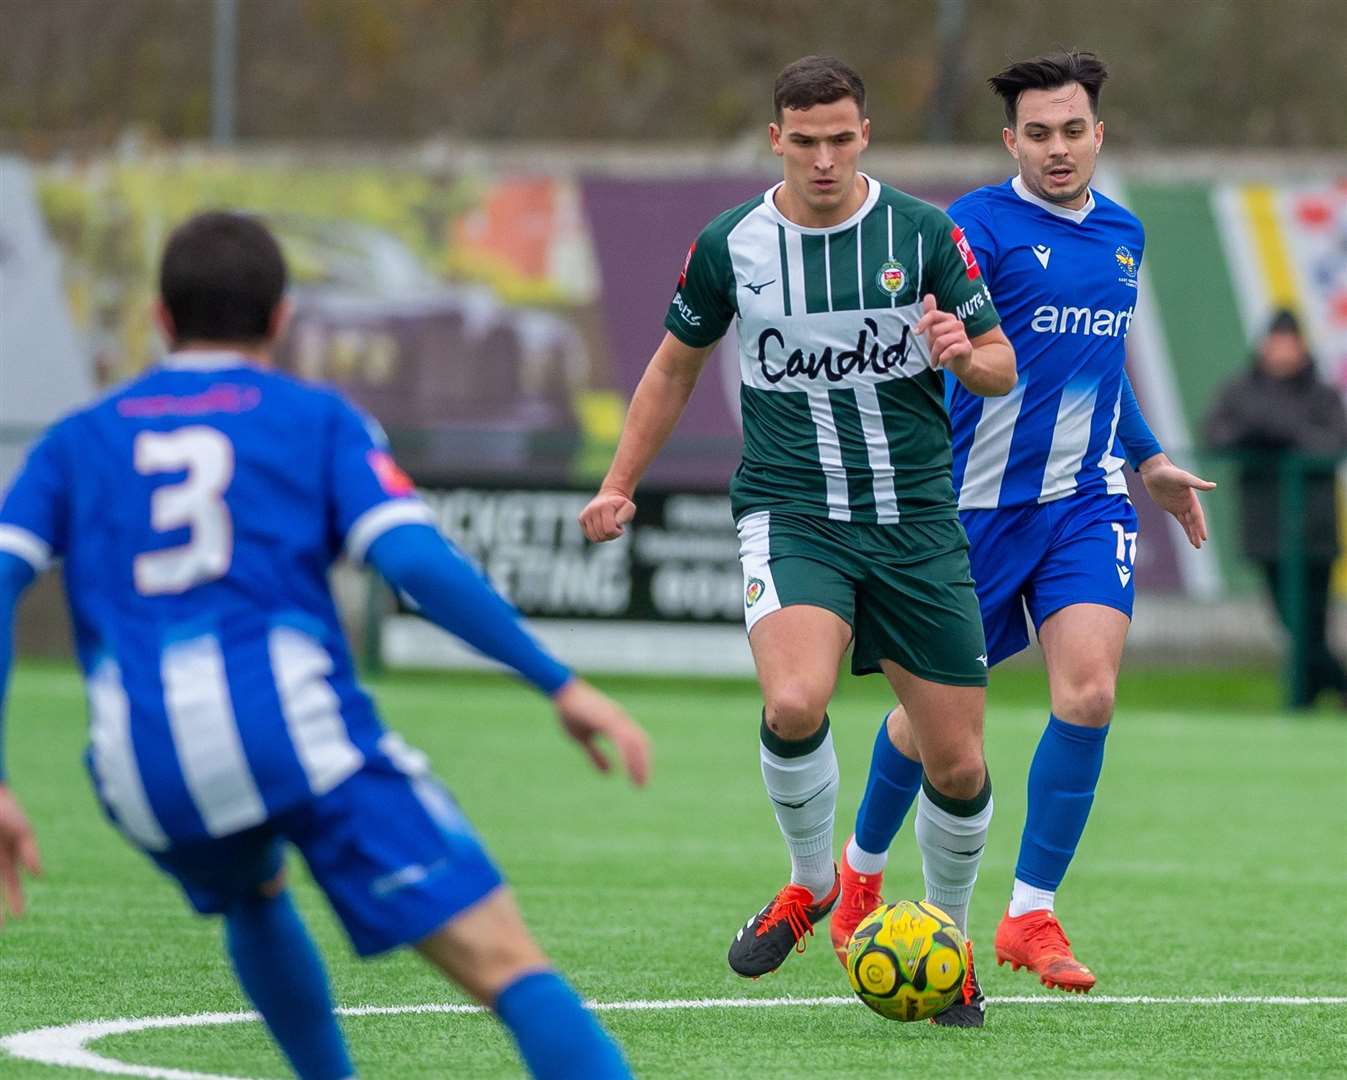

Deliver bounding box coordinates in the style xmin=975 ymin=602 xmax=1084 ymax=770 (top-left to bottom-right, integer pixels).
xmin=552 ymin=679 xmax=652 ymax=787
xmin=914 ymin=294 xmax=973 ymax=373
xmin=0 ymin=784 xmax=42 ymax=928
xmin=1139 ymin=454 xmax=1217 ymax=549
xmin=578 ymin=489 xmax=636 ymax=543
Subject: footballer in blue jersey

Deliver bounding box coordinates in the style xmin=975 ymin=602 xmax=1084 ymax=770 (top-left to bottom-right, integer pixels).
xmin=0 ymin=212 xmax=644 ymax=1079
xmin=837 ymin=53 xmax=1215 ymax=996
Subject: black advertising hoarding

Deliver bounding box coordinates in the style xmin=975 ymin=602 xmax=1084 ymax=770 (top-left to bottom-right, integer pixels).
xmin=420 ymin=487 xmax=744 ymax=625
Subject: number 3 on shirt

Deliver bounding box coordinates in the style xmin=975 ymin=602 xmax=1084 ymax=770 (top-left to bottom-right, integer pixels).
xmin=133 ymin=426 xmax=235 ymax=595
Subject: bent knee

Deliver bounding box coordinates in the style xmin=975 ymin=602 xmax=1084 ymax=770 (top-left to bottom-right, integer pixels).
xmin=923 ymin=755 xmax=986 ymax=802
xmin=1052 ymin=679 xmax=1116 ymax=728
xmin=763 ymin=685 xmax=830 ymax=740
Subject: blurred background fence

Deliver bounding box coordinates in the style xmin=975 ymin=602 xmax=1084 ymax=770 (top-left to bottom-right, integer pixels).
xmin=2 ymin=0 xmax=1345 ymax=697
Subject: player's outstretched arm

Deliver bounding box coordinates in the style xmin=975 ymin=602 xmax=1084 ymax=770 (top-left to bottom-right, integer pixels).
xmin=1117 ymin=374 xmax=1217 ymax=550
xmin=914 ymin=295 xmax=1017 ymax=397
xmin=1137 ymin=453 xmax=1217 ymax=550
xmin=365 ymin=525 xmax=651 ymax=785
xmin=579 ymin=333 xmax=717 ymax=542
xmin=551 ymin=679 xmax=651 ymax=787
xmin=0 ymin=551 xmax=43 ymax=928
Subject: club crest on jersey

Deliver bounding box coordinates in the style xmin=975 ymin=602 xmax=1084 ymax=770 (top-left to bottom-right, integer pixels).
xmin=745 ymin=577 xmax=765 ymax=608
xmin=951 ymin=226 xmax=981 ymax=280
xmin=1114 ymin=245 xmax=1138 ymax=287
xmin=875 ymin=259 xmax=907 ymax=295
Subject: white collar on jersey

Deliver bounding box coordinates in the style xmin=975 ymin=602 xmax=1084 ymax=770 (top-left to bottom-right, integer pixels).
xmin=1011 ymin=174 xmax=1096 ymax=224
xmin=160 ymin=350 xmax=255 ymax=371
xmin=764 ymin=172 xmax=882 ymax=234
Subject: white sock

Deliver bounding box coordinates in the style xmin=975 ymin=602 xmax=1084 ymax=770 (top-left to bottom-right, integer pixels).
xmin=846 ymin=836 xmax=888 ymax=876
xmin=914 ymin=779 xmax=993 ymax=936
xmin=760 ymin=720 xmax=839 ymax=902
xmin=1008 ymin=878 xmax=1055 ymax=917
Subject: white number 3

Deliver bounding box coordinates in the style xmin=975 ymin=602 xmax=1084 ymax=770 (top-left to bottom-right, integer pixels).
xmin=133 ymin=427 xmax=235 ymax=595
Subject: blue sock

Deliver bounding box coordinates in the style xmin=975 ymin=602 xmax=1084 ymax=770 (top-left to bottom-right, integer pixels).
xmin=853 ymin=712 xmax=924 ymax=855
xmin=1015 ymin=714 xmax=1110 ymax=890
xmin=224 ymin=892 xmax=354 ymax=1080
xmin=495 ymin=971 xmax=631 ymax=1080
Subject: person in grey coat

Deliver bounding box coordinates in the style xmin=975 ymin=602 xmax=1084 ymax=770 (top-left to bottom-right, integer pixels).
xmin=1205 ymin=308 xmax=1347 ymax=708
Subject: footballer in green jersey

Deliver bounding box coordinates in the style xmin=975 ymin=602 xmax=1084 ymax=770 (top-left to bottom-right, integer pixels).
xmin=580 ymin=55 xmax=1016 ymax=1027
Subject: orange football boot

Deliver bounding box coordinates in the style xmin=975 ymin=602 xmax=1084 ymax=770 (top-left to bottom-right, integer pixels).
xmin=829 ymin=838 xmax=886 ymax=969
xmin=994 ymin=908 xmax=1096 ymax=993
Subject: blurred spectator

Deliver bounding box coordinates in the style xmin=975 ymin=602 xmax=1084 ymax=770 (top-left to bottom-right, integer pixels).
xmin=1205 ymin=309 xmax=1347 ymax=708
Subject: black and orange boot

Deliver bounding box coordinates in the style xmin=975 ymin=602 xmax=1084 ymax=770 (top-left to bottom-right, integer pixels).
xmin=727 ymin=869 xmax=841 ymax=978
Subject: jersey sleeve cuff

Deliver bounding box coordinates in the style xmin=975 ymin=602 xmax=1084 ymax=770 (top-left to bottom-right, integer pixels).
xmin=663 ymin=313 xmax=719 ymax=350
xmin=1126 ymin=439 xmax=1165 ymax=471
xmin=964 ymin=310 xmax=1001 ymax=339
xmin=0 ymin=525 xmax=52 ymax=573
xmin=536 ymin=658 xmax=573 ymax=696
xmin=344 ymin=500 xmax=436 ymax=564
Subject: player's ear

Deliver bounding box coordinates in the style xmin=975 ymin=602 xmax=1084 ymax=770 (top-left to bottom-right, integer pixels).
xmin=769 ymin=121 xmax=784 ymax=157
xmin=267 ymin=297 xmax=294 ymax=343
xmin=152 ymin=299 xmax=177 ymax=348
xmin=1001 ymin=127 xmax=1017 ymax=160
xmin=860 ymin=116 xmax=870 ymax=149
xmin=1094 ymin=119 xmax=1104 ymax=154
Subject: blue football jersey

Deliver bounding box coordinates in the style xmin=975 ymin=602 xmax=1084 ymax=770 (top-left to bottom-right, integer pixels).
xmin=946 ymin=177 xmax=1145 ymax=509
xmin=0 ymin=353 xmax=433 ymax=849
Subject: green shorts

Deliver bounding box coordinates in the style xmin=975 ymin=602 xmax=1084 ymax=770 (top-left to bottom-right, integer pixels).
xmin=736 ymin=509 xmax=988 ymax=686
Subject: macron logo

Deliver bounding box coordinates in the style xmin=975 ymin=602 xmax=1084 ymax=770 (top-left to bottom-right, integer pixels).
xmin=1033 ymin=244 xmax=1051 ymax=269
xmin=1117 ymin=565 xmax=1133 ymax=587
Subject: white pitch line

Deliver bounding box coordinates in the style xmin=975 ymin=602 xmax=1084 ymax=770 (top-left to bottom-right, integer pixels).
xmin=3 ymin=995 xmax=1345 ymax=1080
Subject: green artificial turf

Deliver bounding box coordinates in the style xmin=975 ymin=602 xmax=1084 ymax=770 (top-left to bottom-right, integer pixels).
xmin=0 ymin=663 xmax=1343 ymax=1078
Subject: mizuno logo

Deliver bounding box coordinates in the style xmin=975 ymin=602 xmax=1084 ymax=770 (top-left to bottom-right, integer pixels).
xmin=976 ymin=654 xmax=988 ymax=667
xmin=1117 ymin=565 xmax=1133 ymax=587
xmin=1033 ymin=244 xmax=1051 ymax=269
xmin=745 ymin=278 xmax=776 ymax=295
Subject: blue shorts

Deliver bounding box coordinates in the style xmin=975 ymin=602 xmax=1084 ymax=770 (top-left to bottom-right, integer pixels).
xmin=144 ymin=736 xmax=503 ymax=957
xmin=960 ymin=491 xmax=1138 ymax=667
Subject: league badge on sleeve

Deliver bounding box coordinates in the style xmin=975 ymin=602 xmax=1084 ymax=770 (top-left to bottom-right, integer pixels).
xmin=951 ymin=227 xmax=981 ymax=280
xmin=679 ymin=240 xmax=697 ymax=287
xmin=367 ymin=449 xmax=416 ymax=497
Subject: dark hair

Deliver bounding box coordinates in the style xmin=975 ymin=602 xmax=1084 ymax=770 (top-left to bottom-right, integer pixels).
xmin=1267 ymin=308 xmax=1302 ymax=336
xmin=988 ymin=51 xmax=1109 ymax=127
xmin=159 ymin=211 xmax=287 ymax=345
xmin=774 ymin=55 xmax=866 ymax=120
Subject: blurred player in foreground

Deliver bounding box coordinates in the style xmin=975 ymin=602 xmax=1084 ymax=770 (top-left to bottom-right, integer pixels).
xmin=580 ymin=55 xmax=1015 ymax=1027
xmin=0 ymin=212 xmax=647 ymax=1080
xmin=835 ymin=51 xmax=1215 ymax=995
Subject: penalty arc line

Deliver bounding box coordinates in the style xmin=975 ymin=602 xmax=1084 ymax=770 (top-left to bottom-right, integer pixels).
xmin=3 ymin=995 xmax=1346 ymax=1080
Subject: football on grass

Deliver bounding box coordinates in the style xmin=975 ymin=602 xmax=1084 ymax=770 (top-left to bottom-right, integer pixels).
xmin=846 ymin=900 xmax=967 ymax=1021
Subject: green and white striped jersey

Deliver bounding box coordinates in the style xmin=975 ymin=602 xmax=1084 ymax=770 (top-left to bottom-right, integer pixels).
xmin=664 ymin=174 xmax=1000 ymax=524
